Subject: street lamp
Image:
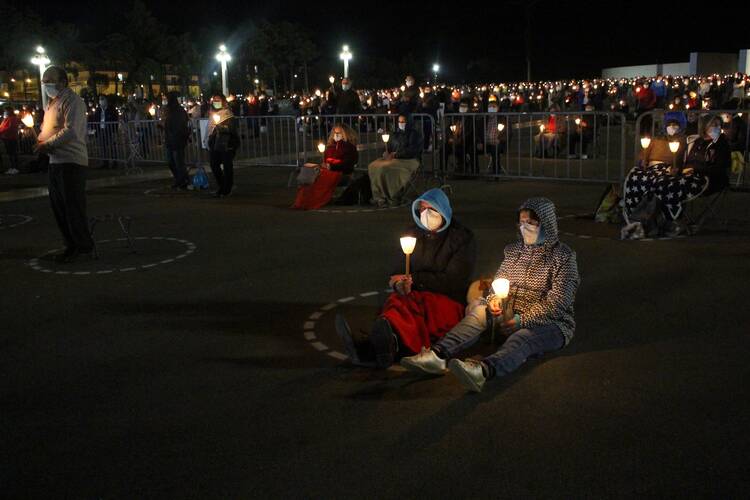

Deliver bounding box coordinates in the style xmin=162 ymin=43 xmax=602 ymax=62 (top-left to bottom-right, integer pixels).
xmin=31 ymin=45 xmax=51 ymax=109
xmin=215 ymin=44 xmax=231 ymax=96
xmin=432 ymin=63 xmax=440 ymax=82
xmin=339 ymin=45 xmax=352 ymax=79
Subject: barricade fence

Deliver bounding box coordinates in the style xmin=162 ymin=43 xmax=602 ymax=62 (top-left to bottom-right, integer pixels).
xmin=634 ymin=109 xmax=749 ymax=188
xmin=440 ymin=112 xmax=628 ymax=183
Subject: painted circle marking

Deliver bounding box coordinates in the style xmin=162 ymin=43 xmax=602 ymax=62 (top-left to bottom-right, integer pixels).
xmin=0 ymin=215 xmax=33 ymax=230
xmin=27 ymin=236 xmax=197 ymax=275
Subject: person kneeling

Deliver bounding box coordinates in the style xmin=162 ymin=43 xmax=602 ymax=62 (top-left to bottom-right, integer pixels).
xmin=400 ymin=198 xmax=580 ymax=393
xmin=337 ymin=188 xmax=476 ymax=368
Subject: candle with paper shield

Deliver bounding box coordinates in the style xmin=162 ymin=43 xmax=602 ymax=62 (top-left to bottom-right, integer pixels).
xmin=491 ymin=278 xmax=510 ymax=299
xmin=640 ymin=137 xmax=651 ymax=149
xmin=399 ymin=236 xmax=417 ymax=275
xmin=668 ymin=141 xmax=680 ymax=153
xmin=317 ymin=142 xmax=325 ymax=154
xmin=21 ymin=114 xmax=37 ymax=138
xmin=212 ymin=113 xmax=221 ymax=124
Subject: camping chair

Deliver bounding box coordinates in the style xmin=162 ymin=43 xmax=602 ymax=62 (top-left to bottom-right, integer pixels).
xmin=683 ymin=187 xmax=730 ymax=234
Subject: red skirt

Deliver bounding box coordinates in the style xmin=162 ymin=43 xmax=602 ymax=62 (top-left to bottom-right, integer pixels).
xmin=291 ymin=169 xmax=342 ymax=210
xmin=381 ymin=290 xmax=465 ymax=354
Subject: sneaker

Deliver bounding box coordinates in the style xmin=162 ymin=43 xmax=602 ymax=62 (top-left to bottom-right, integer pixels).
xmin=448 ymin=358 xmax=487 ymax=393
xmin=400 ymin=347 xmax=447 ymax=375
xmin=369 ymin=317 xmax=397 ymax=369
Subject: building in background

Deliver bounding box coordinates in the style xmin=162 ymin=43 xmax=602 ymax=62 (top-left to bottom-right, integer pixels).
xmin=602 ymin=50 xmax=749 ymax=78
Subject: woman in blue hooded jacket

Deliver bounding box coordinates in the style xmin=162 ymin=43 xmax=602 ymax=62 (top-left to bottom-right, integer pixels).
xmin=401 ymin=197 xmax=580 ymax=393
xmin=337 ymin=188 xmax=476 ymax=369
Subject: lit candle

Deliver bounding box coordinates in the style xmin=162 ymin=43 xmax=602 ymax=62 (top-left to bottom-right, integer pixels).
xmin=640 ymin=137 xmax=651 ymax=149
xmin=491 ymin=278 xmax=510 ymax=299
xmin=212 ymin=113 xmax=221 ymax=123
xmin=317 ymin=143 xmax=325 ymax=154
xmin=668 ymin=141 xmax=680 ymax=153
xmin=575 ymin=118 xmax=581 ymax=125
xmin=381 ymin=133 xmax=390 ymax=143
xmin=400 ymin=236 xmax=417 ymax=275
xmin=539 ymin=124 xmax=545 ymax=132
xmin=497 ymin=123 xmax=505 ymax=132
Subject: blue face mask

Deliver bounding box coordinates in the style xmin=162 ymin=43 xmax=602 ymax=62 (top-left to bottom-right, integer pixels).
xmin=708 ymin=127 xmax=721 ymax=141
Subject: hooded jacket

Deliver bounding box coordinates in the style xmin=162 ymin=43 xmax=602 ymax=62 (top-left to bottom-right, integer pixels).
xmin=394 ymin=188 xmax=476 ymax=304
xmin=491 ymin=198 xmax=580 ymax=344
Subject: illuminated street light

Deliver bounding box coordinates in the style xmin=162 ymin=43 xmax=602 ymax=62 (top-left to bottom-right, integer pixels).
xmin=31 ymin=45 xmax=51 ymax=109
xmin=339 ymin=45 xmax=352 ymax=79
xmin=432 ymin=63 xmax=440 ymax=82
xmin=215 ymin=44 xmax=231 ymax=96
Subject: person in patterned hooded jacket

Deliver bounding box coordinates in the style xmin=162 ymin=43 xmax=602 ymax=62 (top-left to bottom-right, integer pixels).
xmin=400 ymin=197 xmax=580 ymax=393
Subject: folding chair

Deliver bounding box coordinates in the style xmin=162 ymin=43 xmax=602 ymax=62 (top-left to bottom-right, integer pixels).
xmin=684 ymin=187 xmax=729 ymax=234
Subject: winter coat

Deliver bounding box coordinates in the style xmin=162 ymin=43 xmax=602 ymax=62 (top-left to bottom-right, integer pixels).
xmin=722 ymin=116 xmax=747 ymax=153
xmin=335 ymin=89 xmax=362 ymax=115
xmin=685 ymin=135 xmax=731 ymax=195
xmin=387 ymin=125 xmax=422 ymax=159
xmin=394 ymin=188 xmax=477 ymax=304
xmin=324 ymin=140 xmax=358 ymax=174
xmin=207 ymin=108 xmax=239 ymax=153
xmin=162 ymin=105 xmax=190 ymax=150
xmin=490 ymin=197 xmax=580 ymax=344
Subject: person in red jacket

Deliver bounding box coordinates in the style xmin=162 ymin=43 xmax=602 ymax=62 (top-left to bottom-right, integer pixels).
xmin=292 ymin=124 xmax=358 ymax=210
xmin=635 ymin=81 xmax=657 ymax=113
xmin=0 ymin=106 xmax=20 ymax=175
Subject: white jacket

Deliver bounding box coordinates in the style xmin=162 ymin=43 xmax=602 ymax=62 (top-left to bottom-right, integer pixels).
xmin=38 ymin=87 xmax=89 ymax=166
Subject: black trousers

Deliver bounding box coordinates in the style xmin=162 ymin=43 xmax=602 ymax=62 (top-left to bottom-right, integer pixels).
xmin=209 ymin=150 xmax=235 ymax=195
xmin=49 ymin=163 xmax=94 ymax=252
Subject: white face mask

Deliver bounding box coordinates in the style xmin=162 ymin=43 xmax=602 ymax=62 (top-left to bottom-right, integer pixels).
xmin=43 ymin=83 xmax=59 ymax=99
xmin=488 ymin=107 xmax=498 ymax=113
xmin=708 ymin=127 xmax=721 ymax=141
xmin=519 ymin=222 xmax=540 ymax=245
xmin=459 ymin=107 xmax=468 ymax=113
xmin=666 ymin=125 xmax=679 ymax=136
xmin=342 ymin=84 xmax=351 ymax=90
xmin=398 ymin=122 xmax=406 ymax=131
xmin=420 ymin=208 xmax=442 ymax=231
xmin=162 ymin=99 xmax=168 ymax=106
xmin=333 ymin=133 xmax=343 ymax=142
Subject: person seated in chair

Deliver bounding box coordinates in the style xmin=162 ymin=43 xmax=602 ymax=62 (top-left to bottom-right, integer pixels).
xmin=639 ymin=112 xmax=688 ymax=171
xmin=368 ymin=114 xmax=422 ymax=207
xmin=683 ymin=116 xmax=731 ymax=197
xmin=400 ymin=198 xmax=579 ymax=393
xmin=292 ymin=124 xmax=358 ymax=210
xmin=533 ymin=105 xmax=559 ymax=157
xmin=337 ymin=188 xmax=476 ymax=368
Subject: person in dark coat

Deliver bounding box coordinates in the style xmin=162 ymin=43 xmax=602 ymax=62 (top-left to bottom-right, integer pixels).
xmin=90 ymin=95 xmax=119 ymax=168
xmin=207 ymin=93 xmax=240 ymax=198
xmin=720 ymin=112 xmax=747 ymax=154
xmin=161 ymin=91 xmax=191 ymax=189
xmin=368 ymin=114 xmax=423 ymax=207
xmin=684 ymin=116 xmax=731 ymax=196
xmin=401 ymin=198 xmax=579 ymax=393
xmin=333 ymin=78 xmax=362 ymax=115
xmin=337 ymin=188 xmax=477 ymax=368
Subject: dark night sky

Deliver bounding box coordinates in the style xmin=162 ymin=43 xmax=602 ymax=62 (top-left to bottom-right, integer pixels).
xmin=17 ymin=0 xmax=750 ymax=82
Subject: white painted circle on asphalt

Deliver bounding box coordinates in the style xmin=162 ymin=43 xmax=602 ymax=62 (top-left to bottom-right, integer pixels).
xmin=0 ymin=214 xmax=33 ymax=230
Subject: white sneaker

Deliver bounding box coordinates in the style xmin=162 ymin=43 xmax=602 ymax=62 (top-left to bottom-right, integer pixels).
xmin=448 ymin=359 xmax=487 ymax=392
xmin=400 ymin=347 xmax=447 ymax=375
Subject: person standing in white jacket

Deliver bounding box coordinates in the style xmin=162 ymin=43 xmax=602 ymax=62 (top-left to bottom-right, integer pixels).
xmin=36 ymin=66 xmax=94 ymax=263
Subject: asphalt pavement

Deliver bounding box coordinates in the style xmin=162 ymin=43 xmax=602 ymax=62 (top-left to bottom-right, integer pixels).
xmin=1 ymin=165 xmax=749 ymax=498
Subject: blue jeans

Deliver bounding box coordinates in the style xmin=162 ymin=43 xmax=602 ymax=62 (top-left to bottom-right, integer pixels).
xmin=433 ymin=301 xmax=565 ymax=378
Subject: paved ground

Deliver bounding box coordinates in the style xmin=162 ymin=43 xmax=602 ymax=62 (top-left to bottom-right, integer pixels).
xmin=2 ymin=165 xmax=750 ymax=498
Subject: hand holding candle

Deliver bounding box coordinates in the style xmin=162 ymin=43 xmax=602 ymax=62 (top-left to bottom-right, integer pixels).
xmin=489 ymin=278 xmax=510 ymax=317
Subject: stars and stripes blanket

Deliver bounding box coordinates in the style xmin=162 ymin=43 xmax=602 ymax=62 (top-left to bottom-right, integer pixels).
xmin=623 ymin=163 xmax=708 ymax=220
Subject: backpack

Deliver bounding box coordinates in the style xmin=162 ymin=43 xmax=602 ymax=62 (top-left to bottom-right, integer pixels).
xmin=192 ymin=167 xmax=209 ymax=190
xmin=334 ymin=174 xmax=372 ymax=205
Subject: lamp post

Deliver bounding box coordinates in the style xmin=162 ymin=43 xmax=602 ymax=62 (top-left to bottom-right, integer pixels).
xmin=216 ymin=44 xmax=231 ymax=96
xmin=31 ymin=46 xmax=50 ymax=109
xmin=432 ymin=63 xmax=440 ymax=83
xmin=339 ymin=45 xmax=352 ymax=79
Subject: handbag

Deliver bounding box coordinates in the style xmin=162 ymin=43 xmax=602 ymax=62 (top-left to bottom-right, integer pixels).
xmin=296 ymin=165 xmax=320 ymax=186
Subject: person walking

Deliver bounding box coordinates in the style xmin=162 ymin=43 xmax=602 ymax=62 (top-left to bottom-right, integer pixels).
xmin=36 ymin=66 xmax=94 ymax=263
xmin=161 ymin=91 xmax=191 ymax=189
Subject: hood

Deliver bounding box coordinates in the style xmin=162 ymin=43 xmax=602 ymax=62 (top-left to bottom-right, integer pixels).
xmin=412 ymin=188 xmax=452 ymax=233
xmin=518 ymin=197 xmax=558 ymax=246
xmin=663 ymin=111 xmax=687 ymax=133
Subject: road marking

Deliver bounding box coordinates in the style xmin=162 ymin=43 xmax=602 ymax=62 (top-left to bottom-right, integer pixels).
xmin=328 ymin=351 xmax=348 ymax=361
xmin=311 ymin=342 xmax=328 ymax=351
xmin=309 ymin=312 xmax=324 ymax=320
xmin=321 ymin=303 xmax=338 ymax=311
xmin=303 ymin=321 xmax=315 ymax=330
xmin=0 ymin=215 xmax=33 ymax=230
xmin=304 ymin=331 xmax=316 ymax=340
xmin=338 ymin=296 xmax=355 ymax=303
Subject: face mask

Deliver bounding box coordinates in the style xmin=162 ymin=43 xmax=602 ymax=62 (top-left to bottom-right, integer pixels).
xmin=488 ymin=107 xmax=498 ymax=113
xmin=333 ymin=133 xmax=343 ymax=142
xmin=459 ymin=107 xmax=468 ymax=113
xmin=43 ymin=84 xmax=59 ymax=99
xmin=666 ymin=125 xmax=679 ymax=136
xmin=708 ymin=127 xmax=721 ymax=141
xmin=398 ymin=122 xmax=406 ymax=131
xmin=342 ymin=84 xmax=351 ymax=90
xmin=212 ymin=102 xmax=223 ymax=110
xmin=420 ymin=208 xmax=442 ymax=231
xmin=519 ymin=222 xmax=540 ymax=245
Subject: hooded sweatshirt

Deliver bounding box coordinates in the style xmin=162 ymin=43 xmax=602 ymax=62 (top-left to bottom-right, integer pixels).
xmin=394 ymin=188 xmax=476 ymax=303
xmin=491 ymin=198 xmax=580 ymax=344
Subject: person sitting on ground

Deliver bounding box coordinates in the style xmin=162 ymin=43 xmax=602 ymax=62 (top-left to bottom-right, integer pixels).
xmin=0 ymin=106 xmax=20 ymax=175
xmin=368 ymin=114 xmax=422 ymax=207
xmin=207 ymin=93 xmax=240 ymax=198
xmin=292 ymin=124 xmax=358 ymax=210
xmin=337 ymin=188 xmax=476 ymax=368
xmin=639 ymin=111 xmax=688 ymax=171
xmin=400 ymin=198 xmax=579 ymax=393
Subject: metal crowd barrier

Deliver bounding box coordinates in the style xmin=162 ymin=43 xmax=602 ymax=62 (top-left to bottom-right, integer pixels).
xmin=440 ymin=112 xmax=628 ymax=183
xmin=634 ymin=109 xmax=750 ymax=188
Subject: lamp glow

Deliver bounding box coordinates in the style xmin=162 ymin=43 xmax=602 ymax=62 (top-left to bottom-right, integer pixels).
xmin=215 ymin=44 xmax=231 ymax=95
xmin=339 ymin=45 xmax=352 ymax=78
